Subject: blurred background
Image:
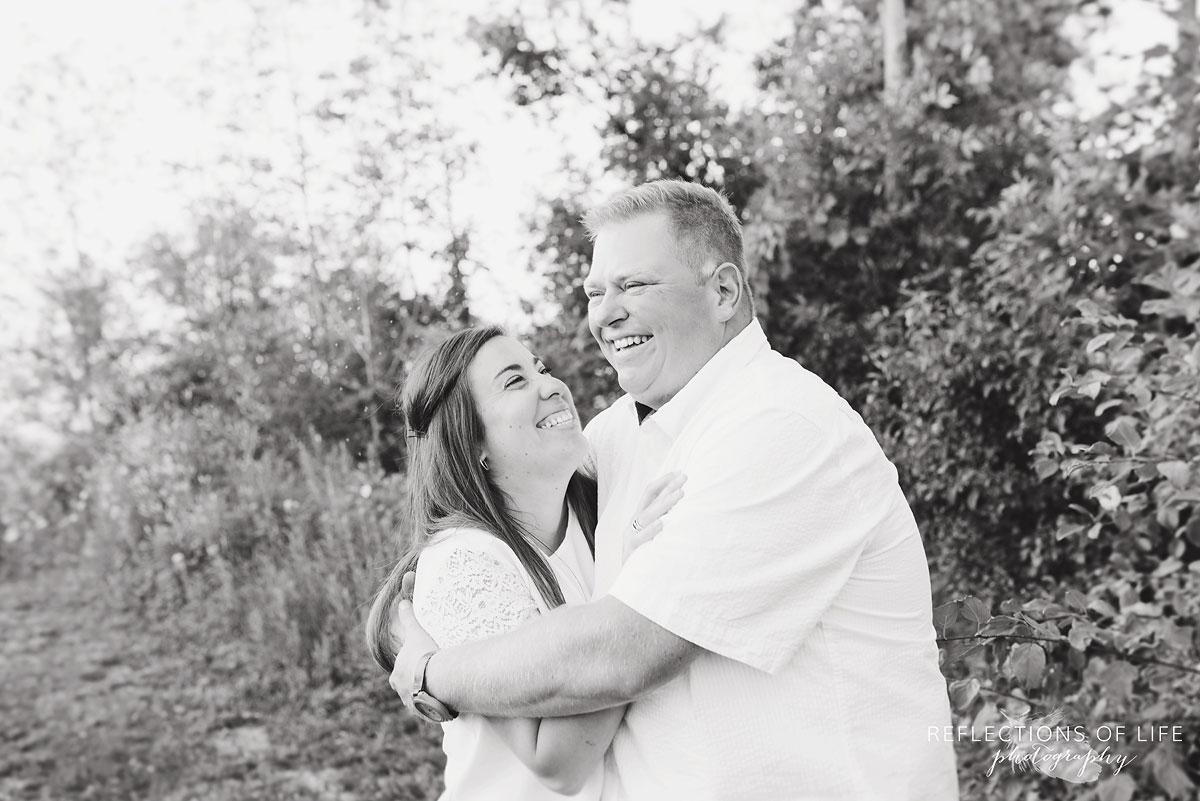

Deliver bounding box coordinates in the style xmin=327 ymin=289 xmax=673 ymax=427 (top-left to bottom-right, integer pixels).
xmin=1 ymin=0 xmax=1197 ymax=798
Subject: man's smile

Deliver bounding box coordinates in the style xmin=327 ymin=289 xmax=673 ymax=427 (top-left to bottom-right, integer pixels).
xmin=609 ymin=334 xmax=654 ymax=353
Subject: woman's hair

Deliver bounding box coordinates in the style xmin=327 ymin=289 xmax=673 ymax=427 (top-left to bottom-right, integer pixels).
xmin=365 ymin=326 xmax=598 ymax=673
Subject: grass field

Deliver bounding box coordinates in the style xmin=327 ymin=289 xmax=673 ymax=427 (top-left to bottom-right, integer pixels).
xmin=0 ymin=564 xmax=445 ymax=801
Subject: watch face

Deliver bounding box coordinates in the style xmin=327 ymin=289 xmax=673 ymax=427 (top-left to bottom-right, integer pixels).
xmin=414 ymin=696 xmax=453 ymax=724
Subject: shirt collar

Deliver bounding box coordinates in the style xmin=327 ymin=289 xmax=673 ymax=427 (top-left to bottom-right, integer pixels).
xmin=633 ymin=318 xmax=769 ymax=440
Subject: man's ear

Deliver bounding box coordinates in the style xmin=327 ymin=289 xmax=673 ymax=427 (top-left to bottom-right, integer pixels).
xmin=711 ymin=262 xmax=743 ymax=322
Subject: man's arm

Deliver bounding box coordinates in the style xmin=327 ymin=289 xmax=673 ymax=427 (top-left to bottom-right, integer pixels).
xmin=390 ymin=593 xmax=701 ymax=718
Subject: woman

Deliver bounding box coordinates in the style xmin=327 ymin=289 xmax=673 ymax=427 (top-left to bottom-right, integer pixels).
xmin=365 ymin=327 xmax=683 ymax=799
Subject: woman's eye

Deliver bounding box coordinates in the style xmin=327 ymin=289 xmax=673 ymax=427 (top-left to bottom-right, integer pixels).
xmin=538 ymin=365 xmax=552 ymax=376
xmin=504 ymin=376 xmax=525 ymax=389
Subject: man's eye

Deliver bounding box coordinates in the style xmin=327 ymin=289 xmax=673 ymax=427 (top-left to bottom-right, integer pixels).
xmin=624 ymin=282 xmax=646 ymax=290
xmin=584 ymin=290 xmax=602 ymax=300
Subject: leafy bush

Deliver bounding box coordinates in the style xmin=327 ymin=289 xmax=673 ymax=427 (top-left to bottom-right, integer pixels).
xmin=82 ymin=408 xmax=413 ymax=687
xmin=937 ymin=164 xmax=1200 ymax=798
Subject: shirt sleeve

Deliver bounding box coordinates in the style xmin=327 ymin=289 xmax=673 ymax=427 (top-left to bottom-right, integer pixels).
xmin=413 ymin=537 xmax=542 ymax=649
xmin=608 ymin=407 xmax=891 ymax=674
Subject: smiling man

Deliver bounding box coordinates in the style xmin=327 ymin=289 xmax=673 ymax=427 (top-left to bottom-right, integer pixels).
xmin=389 ymin=180 xmax=959 ymax=800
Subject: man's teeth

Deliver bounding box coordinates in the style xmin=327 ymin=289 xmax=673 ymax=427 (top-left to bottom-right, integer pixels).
xmin=612 ymin=335 xmax=652 ymax=352
xmin=537 ymin=411 xmax=574 ymax=429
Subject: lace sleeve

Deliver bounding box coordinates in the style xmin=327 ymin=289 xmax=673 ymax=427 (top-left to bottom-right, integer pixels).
xmin=414 ymin=545 xmax=542 ymax=649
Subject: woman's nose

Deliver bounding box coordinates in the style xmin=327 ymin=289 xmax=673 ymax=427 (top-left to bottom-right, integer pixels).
xmin=539 ymin=374 xmax=566 ymax=399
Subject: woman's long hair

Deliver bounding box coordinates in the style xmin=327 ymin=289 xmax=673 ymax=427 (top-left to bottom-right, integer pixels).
xmin=365 ymin=326 xmax=598 ymax=673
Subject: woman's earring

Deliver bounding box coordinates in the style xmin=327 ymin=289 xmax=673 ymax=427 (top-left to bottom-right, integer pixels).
xmin=479 ymin=455 xmax=490 ymax=471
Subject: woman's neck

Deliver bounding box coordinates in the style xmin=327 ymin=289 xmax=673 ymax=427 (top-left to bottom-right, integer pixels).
xmin=498 ymin=472 xmax=571 ymax=553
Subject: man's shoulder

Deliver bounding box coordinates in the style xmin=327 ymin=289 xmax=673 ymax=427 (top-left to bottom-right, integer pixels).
xmin=721 ymin=347 xmax=842 ymax=422
xmin=583 ymin=395 xmax=636 ymax=441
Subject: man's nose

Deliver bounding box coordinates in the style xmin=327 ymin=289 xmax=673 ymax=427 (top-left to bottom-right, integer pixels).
xmin=590 ymin=289 xmax=626 ymax=328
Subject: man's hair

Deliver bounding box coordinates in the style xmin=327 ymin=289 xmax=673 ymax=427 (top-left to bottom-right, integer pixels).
xmin=583 ymin=179 xmax=753 ymax=310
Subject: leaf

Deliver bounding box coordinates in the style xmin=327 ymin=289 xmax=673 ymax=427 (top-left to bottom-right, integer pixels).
xmin=932 ymin=602 xmax=959 ymax=636
xmin=1094 ymin=485 xmax=1122 ymax=511
xmin=980 ymin=616 xmax=1019 ymax=636
xmin=948 ymin=677 xmax=980 ymax=710
xmin=962 ymin=596 xmax=991 ymax=628
xmin=1187 ymin=516 xmax=1200 ymax=547
xmin=971 ymin=701 xmax=999 ymax=733
xmin=1147 ymin=742 xmax=1195 ymax=799
xmin=1068 ymin=621 xmax=1094 ymax=651
xmin=1065 ymin=589 xmax=1088 ymax=613
xmin=1096 ymin=774 xmax=1136 ymax=801
xmin=1034 ymin=458 xmax=1059 ymax=480
xmin=826 ymin=218 xmax=849 ymax=249
xmin=1087 ymin=332 xmax=1116 ymax=352
xmin=1158 ymin=460 xmax=1190 ymax=489
xmin=1105 ymin=418 xmax=1142 ymax=453
xmin=1008 ymin=643 xmax=1046 ymax=689
xmin=1100 ymin=660 xmax=1137 ymax=704
xmin=1126 ymin=602 xmax=1162 ymax=617
xmin=999 ymin=598 xmax=1022 ymax=614
xmin=941 ymin=639 xmax=984 ymax=665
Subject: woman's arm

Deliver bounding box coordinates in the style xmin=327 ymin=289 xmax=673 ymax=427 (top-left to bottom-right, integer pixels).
xmin=485 ymin=707 xmax=625 ymax=795
xmin=465 ymin=475 xmax=685 ymax=792
xmin=411 ymin=539 xmax=624 ymax=793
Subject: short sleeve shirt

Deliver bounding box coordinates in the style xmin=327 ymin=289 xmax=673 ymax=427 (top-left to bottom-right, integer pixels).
xmin=413 ymin=512 xmax=601 ymax=801
xmin=585 ymin=319 xmax=958 ymax=801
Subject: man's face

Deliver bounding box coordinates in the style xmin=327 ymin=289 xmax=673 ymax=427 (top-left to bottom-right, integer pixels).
xmin=584 ymin=212 xmax=724 ymax=409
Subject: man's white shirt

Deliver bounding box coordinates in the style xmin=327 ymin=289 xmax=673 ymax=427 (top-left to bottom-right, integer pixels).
xmin=585 ymin=319 xmax=959 ymax=801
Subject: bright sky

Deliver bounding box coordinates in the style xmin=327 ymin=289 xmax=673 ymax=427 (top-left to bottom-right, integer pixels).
xmin=0 ymin=0 xmax=1172 ymax=353
xmin=0 ymin=0 xmax=795 ymax=344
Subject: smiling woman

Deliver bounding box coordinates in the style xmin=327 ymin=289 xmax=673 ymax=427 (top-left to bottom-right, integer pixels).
xmin=465 ymin=336 xmax=591 ymax=539
xmin=363 ymin=325 xmax=684 ymax=799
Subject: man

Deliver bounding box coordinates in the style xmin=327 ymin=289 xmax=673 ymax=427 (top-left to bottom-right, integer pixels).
xmin=390 ymin=180 xmax=959 ymax=799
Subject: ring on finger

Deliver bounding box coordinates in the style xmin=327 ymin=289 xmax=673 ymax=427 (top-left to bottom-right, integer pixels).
xmin=632 ymin=517 xmax=644 ymax=532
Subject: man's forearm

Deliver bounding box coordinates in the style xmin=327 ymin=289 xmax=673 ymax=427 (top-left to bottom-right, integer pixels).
xmin=424 ymin=595 xmax=695 ymax=717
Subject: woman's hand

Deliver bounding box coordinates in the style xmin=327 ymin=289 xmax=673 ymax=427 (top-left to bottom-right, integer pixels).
xmin=623 ymin=471 xmax=686 ymax=563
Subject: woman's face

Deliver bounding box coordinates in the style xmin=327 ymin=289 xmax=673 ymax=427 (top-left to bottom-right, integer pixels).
xmin=466 ymin=336 xmax=588 ymax=484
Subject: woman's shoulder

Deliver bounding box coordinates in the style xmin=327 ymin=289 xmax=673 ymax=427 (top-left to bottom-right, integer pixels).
xmin=417 ymin=527 xmax=522 ymax=573
xmin=412 ymin=528 xmax=542 ymax=647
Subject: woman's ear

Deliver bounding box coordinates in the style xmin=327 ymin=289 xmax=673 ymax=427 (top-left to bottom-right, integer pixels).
xmin=711 ymin=262 xmax=743 ymax=322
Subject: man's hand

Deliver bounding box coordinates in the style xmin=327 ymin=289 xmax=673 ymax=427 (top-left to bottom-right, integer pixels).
xmin=387 ymin=572 xmax=438 ymax=711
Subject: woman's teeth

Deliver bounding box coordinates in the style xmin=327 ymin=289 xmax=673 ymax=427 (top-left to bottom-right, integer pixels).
xmin=537 ymin=411 xmax=574 ymax=429
xmin=613 ymin=335 xmax=652 ymax=352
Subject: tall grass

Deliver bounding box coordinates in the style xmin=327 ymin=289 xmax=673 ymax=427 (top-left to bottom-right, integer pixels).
xmin=78 ymin=408 xmax=413 ymax=689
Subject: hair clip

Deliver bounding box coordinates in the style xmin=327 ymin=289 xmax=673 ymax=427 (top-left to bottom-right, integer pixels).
xmin=406 ymin=429 xmax=426 ymax=440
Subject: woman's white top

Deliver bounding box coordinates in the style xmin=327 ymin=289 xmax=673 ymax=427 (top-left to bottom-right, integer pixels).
xmin=412 ymin=511 xmax=599 ymax=801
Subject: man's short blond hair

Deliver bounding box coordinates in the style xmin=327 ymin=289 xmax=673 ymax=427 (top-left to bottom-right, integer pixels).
xmin=583 ymin=180 xmax=753 ymax=311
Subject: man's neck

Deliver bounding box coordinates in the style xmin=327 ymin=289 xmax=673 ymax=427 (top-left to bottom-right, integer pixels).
xmin=632 ymin=315 xmax=755 ymax=421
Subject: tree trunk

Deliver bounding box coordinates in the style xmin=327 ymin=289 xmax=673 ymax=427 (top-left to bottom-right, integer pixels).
xmin=881 ymin=0 xmax=908 ymax=98
xmin=880 ymin=0 xmax=908 ymax=207
xmin=1175 ymin=0 xmax=1198 ymax=165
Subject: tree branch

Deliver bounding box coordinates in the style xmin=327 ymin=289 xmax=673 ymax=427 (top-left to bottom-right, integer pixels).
xmin=939 ymin=634 xmax=1200 ymax=676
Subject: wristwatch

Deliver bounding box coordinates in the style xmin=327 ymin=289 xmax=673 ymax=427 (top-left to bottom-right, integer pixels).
xmin=411 ymin=650 xmax=458 ymax=723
